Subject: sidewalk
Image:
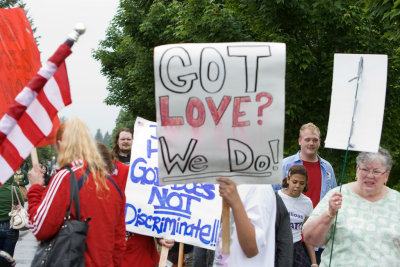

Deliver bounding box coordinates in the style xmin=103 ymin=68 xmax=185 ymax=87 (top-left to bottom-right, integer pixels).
xmin=13 ymin=229 xmax=37 ymax=266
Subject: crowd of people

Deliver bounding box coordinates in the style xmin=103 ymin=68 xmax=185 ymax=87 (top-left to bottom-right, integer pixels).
xmin=214 ymin=122 xmax=400 ymax=267
xmin=0 ymin=119 xmax=398 ymax=267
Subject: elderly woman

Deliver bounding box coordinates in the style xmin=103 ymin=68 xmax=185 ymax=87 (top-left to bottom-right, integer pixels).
xmin=303 ymin=147 xmax=400 ymax=266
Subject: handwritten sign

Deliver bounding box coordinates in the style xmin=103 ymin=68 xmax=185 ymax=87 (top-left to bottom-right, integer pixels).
xmin=154 ymin=42 xmax=286 ymax=185
xmin=125 ymin=117 xmax=222 ymax=250
xmin=325 ymin=54 xmax=388 ymax=152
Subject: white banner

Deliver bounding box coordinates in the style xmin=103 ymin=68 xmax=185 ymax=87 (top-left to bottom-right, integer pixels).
xmin=154 ymin=42 xmax=286 ymax=185
xmin=125 ymin=117 xmax=222 ymax=250
xmin=325 ymin=54 xmax=387 ymax=152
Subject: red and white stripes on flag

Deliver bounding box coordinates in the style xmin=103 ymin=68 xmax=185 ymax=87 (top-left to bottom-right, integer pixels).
xmin=0 ymin=43 xmax=72 ymax=184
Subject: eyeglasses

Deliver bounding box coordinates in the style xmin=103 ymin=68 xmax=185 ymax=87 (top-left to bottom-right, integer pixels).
xmin=359 ymin=167 xmax=387 ymax=177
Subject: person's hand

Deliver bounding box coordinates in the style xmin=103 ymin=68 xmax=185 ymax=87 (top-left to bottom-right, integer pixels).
xmin=28 ymin=163 xmax=44 ymax=186
xmin=217 ymin=177 xmax=241 ymax=208
xmin=328 ymin=192 xmax=343 ymax=215
xmin=158 ymin=238 xmax=174 ymax=249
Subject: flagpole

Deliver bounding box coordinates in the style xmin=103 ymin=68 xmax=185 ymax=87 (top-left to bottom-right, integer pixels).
xmin=29 ymin=23 xmax=86 ymax=169
xmin=30 ymin=148 xmax=39 ymax=166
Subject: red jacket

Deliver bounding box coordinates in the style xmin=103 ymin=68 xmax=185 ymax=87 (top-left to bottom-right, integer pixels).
xmin=112 ymin=160 xmax=129 ymax=193
xmin=28 ymin=159 xmax=126 ymax=267
xmin=112 ymin=160 xmax=160 ymax=267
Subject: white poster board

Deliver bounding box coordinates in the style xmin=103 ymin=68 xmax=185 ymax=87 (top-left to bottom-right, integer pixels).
xmin=325 ymin=54 xmax=388 ymax=152
xmin=125 ymin=117 xmax=222 ymax=250
xmin=154 ymin=42 xmax=286 ymax=185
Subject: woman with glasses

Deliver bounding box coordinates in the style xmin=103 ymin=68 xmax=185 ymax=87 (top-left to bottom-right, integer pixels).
xmin=303 ymin=147 xmax=400 ymax=266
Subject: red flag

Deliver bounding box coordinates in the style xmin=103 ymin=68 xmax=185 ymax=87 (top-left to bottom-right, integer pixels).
xmin=0 ymin=9 xmax=67 ymax=147
xmin=0 ymin=8 xmax=41 ymax=112
xmin=37 ymin=63 xmax=71 ymax=147
xmin=0 ymin=43 xmax=72 ymax=183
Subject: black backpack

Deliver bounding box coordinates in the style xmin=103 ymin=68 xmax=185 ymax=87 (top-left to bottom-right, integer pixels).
xmin=274 ymin=191 xmax=293 ymax=267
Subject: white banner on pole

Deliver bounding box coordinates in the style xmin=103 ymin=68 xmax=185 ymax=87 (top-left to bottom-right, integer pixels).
xmin=125 ymin=117 xmax=222 ymax=250
xmin=154 ymin=42 xmax=286 ymax=185
xmin=325 ymin=54 xmax=387 ymax=152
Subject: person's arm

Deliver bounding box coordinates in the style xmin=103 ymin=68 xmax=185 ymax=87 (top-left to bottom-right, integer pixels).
xmin=303 ymin=192 xmax=342 ymax=247
xmin=28 ymin=164 xmax=71 ymax=240
xmin=303 ymin=217 xmax=318 ymax=266
xmin=21 ymin=171 xmax=30 ymax=186
xmin=217 ymin=177 xmax=258 ymax=258
xmin=305 ymin=242 xmax=318 ymax=266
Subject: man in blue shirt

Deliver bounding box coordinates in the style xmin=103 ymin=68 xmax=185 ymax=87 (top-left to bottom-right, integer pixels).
xmin=274 ymin=122 xmax=337 ymax=263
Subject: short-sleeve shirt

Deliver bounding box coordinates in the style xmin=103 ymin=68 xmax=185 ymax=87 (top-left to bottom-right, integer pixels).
xmin=213 ymin=184 xmax=276 ymax=267
xmin=278 ymin=190 xmax=313 ymax=242
xmin=304 ymin=184 xmax=400 ymax=266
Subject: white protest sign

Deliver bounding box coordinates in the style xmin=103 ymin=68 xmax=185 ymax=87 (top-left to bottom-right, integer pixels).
xmin=325 ymin=54 xmax=388 ymax=152
xmin=125 ymin=117 xmax=222 ymax=250
xmin=154 ymin=42 xmax=286 ymax=185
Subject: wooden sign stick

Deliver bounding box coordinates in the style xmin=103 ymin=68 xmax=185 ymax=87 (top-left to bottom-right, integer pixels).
xmin=222 ymin=199 xmax=230 ymax=254
xmin=177 ymin=242 xmax=184 ymax=267
xmin=30 ymin=148 xmax=39 ymax=166
xmin=159 ymin=245 xmax=169 ymax=267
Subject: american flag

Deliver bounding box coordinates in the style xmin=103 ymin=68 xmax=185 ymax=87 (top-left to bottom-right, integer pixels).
xmin=0 ymin=43 xmax=72 ymax=184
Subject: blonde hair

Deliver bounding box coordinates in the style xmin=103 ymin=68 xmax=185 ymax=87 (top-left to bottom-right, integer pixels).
xmin=56 ymin=117 xmax=109 ymax=193
xmin=299 ymin=122 xmax=320 ymax=138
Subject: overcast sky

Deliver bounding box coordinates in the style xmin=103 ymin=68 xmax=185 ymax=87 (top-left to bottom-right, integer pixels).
xmin=25 ymin=0 xmax=121 ymax=135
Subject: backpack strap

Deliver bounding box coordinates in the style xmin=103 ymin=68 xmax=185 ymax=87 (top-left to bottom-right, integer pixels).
xmin=106 ymin=176 xmax=123 ymax=200
xmin=63 ymin=165 xmax=81 ymax=220
xmin=62 ymin=165 xmax=123 ymax=207
xmin=77 ymin=168 xmax=91 ymax=189
xmin=62 ymin=165 xmax=91 ymax=220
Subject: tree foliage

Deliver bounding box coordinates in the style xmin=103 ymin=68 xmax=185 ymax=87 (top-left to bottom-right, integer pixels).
xmin=103 ymin=131 xmax=112 ymax=148
xmin=23 ymin=145 xmax=57 ymax=171
xmin=0 ymin=0 xmax=23 ymax=8
xmin=95 ymin=129 xmax=104 ymax=143
xmin=94 ymin=0 xmax=400 ymax=187
xmin=94 ymin=129 xmax=113 ymax=148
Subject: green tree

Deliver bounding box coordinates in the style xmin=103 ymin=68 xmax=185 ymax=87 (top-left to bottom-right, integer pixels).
xmin=95 ymin=0 xmax=400 ymax=186
xmin=37 ymin=145 xmax=57 ymax=165
xmin=95 ymin=129 xmax=104 ymax=143
xmin=363 ymin=0 xmax=400 ymax=42
xmin=0 ymin=0 xmax=24 ymax=8
xmin=362 ymin=0 xmax=400 ymax=190
xmin=23 ymin=145 xmax=57 ymax=171
xmin=103 ymin=131 xmax=112 ymax=148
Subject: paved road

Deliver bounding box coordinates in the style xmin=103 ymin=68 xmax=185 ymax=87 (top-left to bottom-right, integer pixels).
xmin=14 ymin=229 xmax=37 ymax=266
xmin=13 ymin=200 xmax=37 ymax=266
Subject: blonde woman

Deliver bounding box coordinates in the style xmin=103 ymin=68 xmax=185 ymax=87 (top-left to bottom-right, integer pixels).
xmin=28 ymin=118 xmax=126 ymax=267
